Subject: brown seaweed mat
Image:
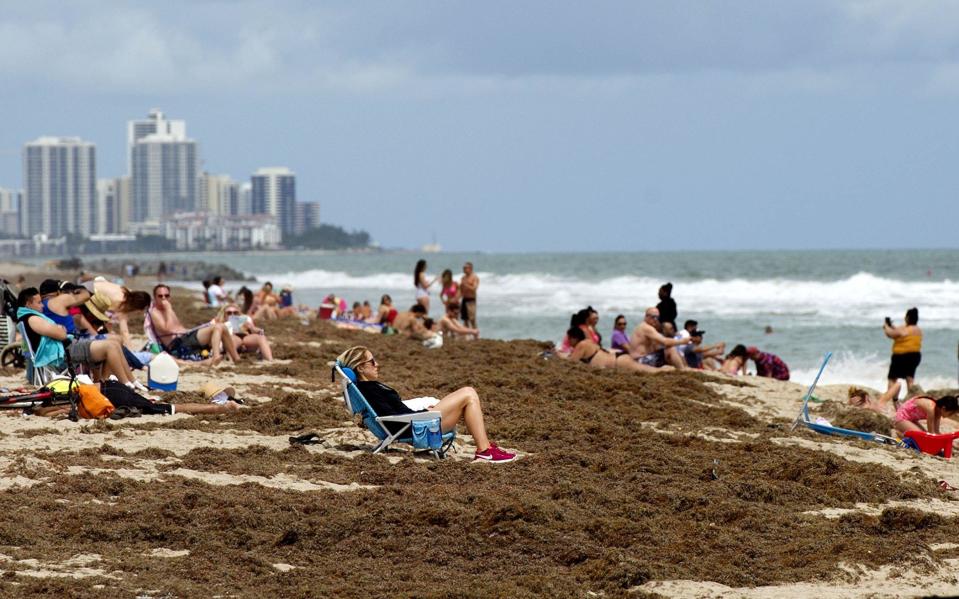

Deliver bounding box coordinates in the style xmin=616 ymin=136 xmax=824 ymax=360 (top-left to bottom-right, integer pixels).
xmin=0 ymin=308 xmax=956 ymax=597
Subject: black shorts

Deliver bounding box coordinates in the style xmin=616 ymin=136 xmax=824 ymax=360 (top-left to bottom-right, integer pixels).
xmin=888 ymin=352 xmax=921 ymax=380
xmin=167 ymin=329 xmax=204 ymax=354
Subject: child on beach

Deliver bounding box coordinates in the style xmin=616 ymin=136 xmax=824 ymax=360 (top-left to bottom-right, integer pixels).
xmin=892 ymin=394 xmax=959 ymax=435
xmin=337 ymin=345 xmax=517 ymax=462
xmin=847 ymin=383 xmax=901 ymax=415
xmin=721 ymin=344 xmax=747 ymax=375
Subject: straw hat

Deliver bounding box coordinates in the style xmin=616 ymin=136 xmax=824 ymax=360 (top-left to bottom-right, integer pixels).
xmin=200 ymin=381 xmax=235 ymax=402
xmin=84 ymin=293 xmax=111 ymax=322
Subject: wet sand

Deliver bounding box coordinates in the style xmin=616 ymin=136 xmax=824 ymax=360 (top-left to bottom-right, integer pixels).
xmin=0 ymin=271 xmax=959 ymax=597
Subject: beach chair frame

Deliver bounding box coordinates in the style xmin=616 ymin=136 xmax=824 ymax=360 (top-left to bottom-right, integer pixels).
xmin=17 ymin=321 xmax=70 ymax=387
xmin=791 ymin=351 xmax=899 ymax=445
xmin=333 ymin=362 xmax=455 ymax=459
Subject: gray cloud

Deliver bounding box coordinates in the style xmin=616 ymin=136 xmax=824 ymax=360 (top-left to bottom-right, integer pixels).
xmin=4 ymin=1 xmax=959 ymax=96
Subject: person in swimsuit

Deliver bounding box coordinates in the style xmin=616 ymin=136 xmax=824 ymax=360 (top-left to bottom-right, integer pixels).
xmin=627 ymin=307 xmax=686 ymax=369
xmin=721 ymin=344 xmax=747 ymax=375
xmin=884 ymin=307 xmax=922 ymax=393
xmin=376 ymin=294 xmax=398 ymax=325
xmin=892 ymin=394 xmax=958 ymax=435
xmin=565 ymin=327 xmax=658 ymax=373
xmin=439 ymin=269 xmax=459 ymax=305
xmin=414 ymin=259 xmax=436 ymax=313
xmin=439 ymin=301 xmax=479 ymax=340
xmin=459 ymin=262 xmax=479 ymax=329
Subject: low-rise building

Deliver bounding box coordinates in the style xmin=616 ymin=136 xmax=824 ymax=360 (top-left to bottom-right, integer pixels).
xmin=161 ymin=212 xmax=281 ymax=251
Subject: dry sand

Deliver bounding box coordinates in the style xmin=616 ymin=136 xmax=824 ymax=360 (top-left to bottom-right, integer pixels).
xmin=1 ymin=268 xmax=959 ymax=597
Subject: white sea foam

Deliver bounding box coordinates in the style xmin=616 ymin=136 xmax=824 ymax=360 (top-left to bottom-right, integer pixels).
xmin=254 ymin=270 xmax=959 ymax=328
xmin=791 ymin=351 xmax=956 ymax=393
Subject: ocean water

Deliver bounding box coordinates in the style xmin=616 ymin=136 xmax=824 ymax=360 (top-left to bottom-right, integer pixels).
xmin=78 ymin=249 xmax=959 ymax=393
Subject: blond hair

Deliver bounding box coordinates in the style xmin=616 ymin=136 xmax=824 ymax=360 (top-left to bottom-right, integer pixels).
xmin=215 ymin=303 xmax=241 ymax=323
xmin=847 ymin=386 xmax=869 ymax=400
xmin=337 ymin=346 xmax=371 ymax=371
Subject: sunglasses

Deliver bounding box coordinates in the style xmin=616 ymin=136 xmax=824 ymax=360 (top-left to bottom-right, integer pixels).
xmin=616 ymin=321 xmax=626 ymax=326
xmin=156 ymin=293 xmax=170 ymax=299
xmin=646 ymin=314 xmax=660 ymax=320
xmin=362 ymin=357 xmax=377 ymax=368
xmin=225 ymin=310 xmax=240 ymax=316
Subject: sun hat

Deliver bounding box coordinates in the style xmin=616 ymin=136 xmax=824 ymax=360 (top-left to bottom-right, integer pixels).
xmin=84 ymin=292 xmax=111 ymax=321
xmin=201 ymin=380 xmax=235 ymax=402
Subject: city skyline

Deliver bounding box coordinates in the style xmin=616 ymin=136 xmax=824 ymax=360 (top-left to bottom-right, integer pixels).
xmin=2 ymin=2 xmax=959 ymax=251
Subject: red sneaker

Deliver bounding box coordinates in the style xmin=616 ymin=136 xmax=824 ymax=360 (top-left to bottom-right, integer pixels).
xmin=474 ymin=443 xmax=517 ymax=463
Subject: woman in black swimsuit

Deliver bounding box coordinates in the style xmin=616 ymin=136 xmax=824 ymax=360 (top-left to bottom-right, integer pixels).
xmin=565 ymin=327 xmax=656 ymax=373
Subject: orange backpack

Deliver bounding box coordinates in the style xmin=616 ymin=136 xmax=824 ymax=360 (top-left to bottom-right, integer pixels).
xmin=76 ymin=385 xmax=115 ymax=419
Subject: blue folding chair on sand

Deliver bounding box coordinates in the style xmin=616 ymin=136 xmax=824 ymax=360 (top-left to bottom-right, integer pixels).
xmin=332 ymin=361 xmax=455 ymax=459
xmin=791 ymin=351 xmax=899 ymax=446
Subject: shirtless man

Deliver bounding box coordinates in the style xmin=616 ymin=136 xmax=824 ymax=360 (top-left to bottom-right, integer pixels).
xmin=627 ymin=307 xmax=686 ymax=369
xmin=392 ymin=304 xmax=432 ymax=340
xmin=149 ymin=285 xmax=241 ymax=365
xmin=460 ymin=262 xmax=479 ymax=330
xmin=439 ymin=301 xmax=479 ymax=340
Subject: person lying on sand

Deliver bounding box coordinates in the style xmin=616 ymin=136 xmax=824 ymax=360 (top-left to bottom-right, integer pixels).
xmin=564 ymin=327 xmax=658 ymax=373
xmin=847 ymin=383 xmax=901 ymax=415
xmin=892 ymin=394 xmax=958 ymax=435
xmin=337 ymin=345 xmax=517 ymax=463
xmin=627 ymin=307 xmax=687 ymax=369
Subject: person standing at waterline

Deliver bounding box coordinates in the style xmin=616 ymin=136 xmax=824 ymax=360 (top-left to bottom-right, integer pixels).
xmin=884 ymin=307 xmax=923 ymax=394
xmin=460 ymin=262 xmax=480 ymax=329
xmin=413 ymin=259 xmax=436 ymax=314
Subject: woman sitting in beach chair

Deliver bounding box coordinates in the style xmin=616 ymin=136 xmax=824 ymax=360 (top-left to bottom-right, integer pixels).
xmin=336 ymin=345 xmax=517 ymax=463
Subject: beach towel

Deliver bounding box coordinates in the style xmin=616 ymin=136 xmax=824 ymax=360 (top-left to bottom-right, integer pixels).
xmin=15 ymin=307 xmax=65 ymax=368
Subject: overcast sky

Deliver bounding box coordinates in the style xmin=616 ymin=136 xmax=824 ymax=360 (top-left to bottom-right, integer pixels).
xmin=1 ymin=1 xmax=958 ymax=251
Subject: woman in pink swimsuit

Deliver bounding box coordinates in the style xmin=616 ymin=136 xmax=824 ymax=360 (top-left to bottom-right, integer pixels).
xmin=893 ymin=394 xmax=959 ymax=435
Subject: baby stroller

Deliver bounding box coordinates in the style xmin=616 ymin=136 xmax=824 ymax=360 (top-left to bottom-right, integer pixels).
xmin=0 ymin=279 xmax=23 ymax=370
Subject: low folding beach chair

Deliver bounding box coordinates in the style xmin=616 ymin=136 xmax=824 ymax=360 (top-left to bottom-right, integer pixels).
xmin=792 ymin=351 xmax=899 ymax=445
xmin=333 ymin=361 xmax=455 ymax=458
xmin=17 ymin=322 xmax=70 ymax=387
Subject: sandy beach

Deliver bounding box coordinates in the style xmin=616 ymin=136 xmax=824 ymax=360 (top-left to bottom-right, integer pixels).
xmin=1 ymin=268 xmax=959 ymax=597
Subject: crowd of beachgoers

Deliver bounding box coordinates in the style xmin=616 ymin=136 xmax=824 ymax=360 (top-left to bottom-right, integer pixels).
xmin=3 ymin=255 xmax=950 ymax=454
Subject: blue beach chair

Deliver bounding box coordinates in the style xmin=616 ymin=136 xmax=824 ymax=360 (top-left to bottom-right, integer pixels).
xmin=791 ymin=352 xmax=899 ymax=445
xmin=333 ymin=361 xmax=455 ymax=459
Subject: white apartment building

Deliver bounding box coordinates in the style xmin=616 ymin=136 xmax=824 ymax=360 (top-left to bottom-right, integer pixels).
xmin=129 ymin=110 xmax=198 ymax=222
xmin=251 ymin=167 xmax=295 ymax=235
xmin=22 ymin=137 xmax=97 ymax=237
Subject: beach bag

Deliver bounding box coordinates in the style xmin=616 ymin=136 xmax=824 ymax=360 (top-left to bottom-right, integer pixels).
xmin=76 ymin=384 xmax=115 ymax=419
xmin=410 ymin=416 xmax=443 ymax=450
